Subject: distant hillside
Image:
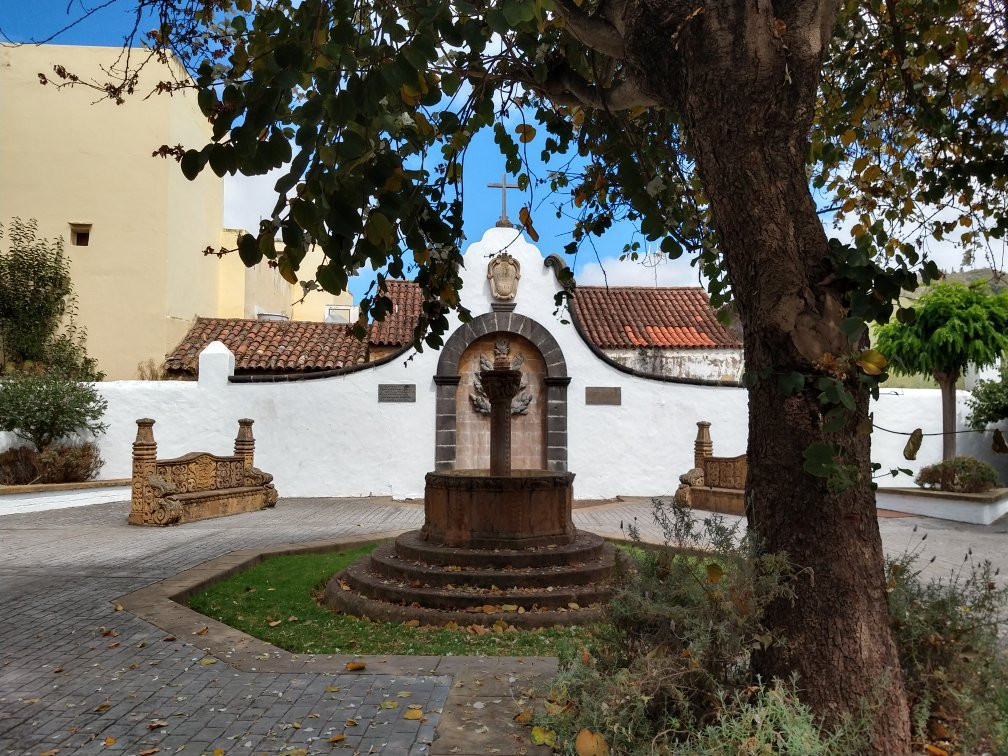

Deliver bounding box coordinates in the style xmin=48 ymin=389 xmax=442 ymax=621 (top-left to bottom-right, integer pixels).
xmin=940 ymin=267 xmax=1007 ymax=292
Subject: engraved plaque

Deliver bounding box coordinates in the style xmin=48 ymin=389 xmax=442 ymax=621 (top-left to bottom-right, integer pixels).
xmin=585 ymin=387 xmax=621 ymax=406
xmin=378 ymin=384 xmax=416 ymax=403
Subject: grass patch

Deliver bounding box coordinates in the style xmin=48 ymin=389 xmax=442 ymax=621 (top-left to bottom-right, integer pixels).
xmin=187 ymin=542 xmax=599 ymax=657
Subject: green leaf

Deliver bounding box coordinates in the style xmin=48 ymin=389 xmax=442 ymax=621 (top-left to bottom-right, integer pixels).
xmin=802 ymin=442 xmax=836 ymax=478
xmin=237 ymin=233 xmax=262 ymax=267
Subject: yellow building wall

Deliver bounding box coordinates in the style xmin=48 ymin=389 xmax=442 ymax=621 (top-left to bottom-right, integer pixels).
xmin=0 ymin=44 xmax=223 ymax=379
xmin=290 ymin=245 xmax=354 ymax=322
xmin=0 ymin=45 xmax=354 ymax=378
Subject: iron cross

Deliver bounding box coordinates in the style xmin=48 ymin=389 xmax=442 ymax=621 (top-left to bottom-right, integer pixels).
xmin=487 ymin=173 xmax=520 ymax=228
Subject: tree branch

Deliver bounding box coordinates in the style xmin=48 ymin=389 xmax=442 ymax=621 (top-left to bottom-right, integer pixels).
xmin=552 ymin=0 xmax=626 ymax=60
xmin=531 ymin=67 xmax=658 ymax=111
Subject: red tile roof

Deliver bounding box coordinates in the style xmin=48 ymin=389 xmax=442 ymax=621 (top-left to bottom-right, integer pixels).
xmin=571 ymin=286 xmax=741 ymax=349
xmin=164 ymin=318 xmax=370 ymax=376
xmin=368 ymin=280 xmax=424 ymax=346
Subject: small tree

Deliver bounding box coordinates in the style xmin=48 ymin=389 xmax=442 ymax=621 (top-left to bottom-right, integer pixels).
xmin=0 ymin=371 xmax=108 ymax=452
xmin=0 ymin=218 xmax=101 ymax=380
xmin=967 ymin=366 xmax=1008 ymax=431
xmin=876 ymin=283 xmax=1008 ymax=460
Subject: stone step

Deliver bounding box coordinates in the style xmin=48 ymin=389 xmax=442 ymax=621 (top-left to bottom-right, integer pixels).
xmin=323 ymin=582 xmax=606 ymax=628
xmin=334 ymin=558 xmax=613 ymax=612
xmin=368 ymin=541 xmax=617 ymax=589
xmin=393 ymin=529 xmax=608 ymax=569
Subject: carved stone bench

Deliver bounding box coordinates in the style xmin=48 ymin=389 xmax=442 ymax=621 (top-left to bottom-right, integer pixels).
xmin=674 ymin=421 xmax=747 ymax=516
xmin=129 ymin=418 xmax=278 ymax=526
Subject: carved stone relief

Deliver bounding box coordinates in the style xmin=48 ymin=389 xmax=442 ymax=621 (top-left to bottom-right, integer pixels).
xmin=487 ymin=253 xmax=521 ymax=300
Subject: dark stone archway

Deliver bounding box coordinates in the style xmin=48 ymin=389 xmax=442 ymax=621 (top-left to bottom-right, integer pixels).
xmin=433 ymin=311 xmax=570 ymax=472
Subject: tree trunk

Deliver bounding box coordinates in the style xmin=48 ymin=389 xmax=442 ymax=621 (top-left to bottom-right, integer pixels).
xmin=934 ymin=371 xmax=959 ymax=460
xmin=626 ymin=1 xmax=912 ymax=750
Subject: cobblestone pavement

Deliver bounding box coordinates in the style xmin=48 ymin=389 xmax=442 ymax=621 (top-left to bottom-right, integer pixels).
xmin=2 ymin=496 xmax=1007 ymax=756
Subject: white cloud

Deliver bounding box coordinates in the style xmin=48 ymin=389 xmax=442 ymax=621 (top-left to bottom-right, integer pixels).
xmin=575 ymin=253 xmax=701 ymax=288
xmin=222 ymin=168 xmax=287 ymax=232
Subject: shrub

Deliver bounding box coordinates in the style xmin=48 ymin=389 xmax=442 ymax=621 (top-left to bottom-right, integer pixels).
xmin=0 ymin=446 xmax=39 ymax=485
xmin=887 ymin=535 xmax=1008 ymax=753
xmin=915 ymin=456 xmax=999 ymax=493
xmin=967 ymin=366 xmax=1008 ymax=431
xmin=0 ymin=371 xmax=107 ymax=451
xmin=0 ymin=442 xmax=103 ymax=484
xmin=0 ymin=218 xmax=102 ymax=380
xmin=535 ymin=500 xmax=862 ymax=754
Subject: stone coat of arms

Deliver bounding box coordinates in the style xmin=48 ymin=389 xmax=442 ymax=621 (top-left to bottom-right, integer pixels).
xmin=487 ymin=253 xmax=521 ymax=300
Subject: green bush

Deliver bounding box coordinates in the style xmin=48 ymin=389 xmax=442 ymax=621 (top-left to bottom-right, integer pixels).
xmin=536 ymin=500 xmax=862 ymax=754
xmin=887 ymin=536 xmax=1008 ymax=753
xmin=915 ymin=456 xmax=1000 ymax=493
xmin=0 ymin=218 xmax=102 ymax=380
xmin=682 ymin=678 xmax=860 ymax=755
xmin=967 ymin=366 xmax=1008 ymax=431
xmin=0 ymin=371 xmax=107 ymax=451
xmin=0 ymin=441 xmax=103 ymax=484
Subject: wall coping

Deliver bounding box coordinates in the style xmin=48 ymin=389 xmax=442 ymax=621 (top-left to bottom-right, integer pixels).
xmin=0 ymin=479 xmax=131 ymax=496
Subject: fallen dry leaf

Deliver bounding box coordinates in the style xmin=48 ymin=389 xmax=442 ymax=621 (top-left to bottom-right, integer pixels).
xmin=198 ymin=657 xmax=217 ymax=666
xmin=403 ymin=708 xmax=423 ymax=720
xmin=291 ymin=721 xmax=301 ymax=729
xmin=396 ymin=691 xmax=412 ymax=698
xmin=114 ymin=604 xmax=124 ymax=612
xmin=530 ymin=726 xmax=556 ymax=748
xmin=22 ymin=698 xmax=40 ymax=705
xmin=328 ymin=735 xmax=346 ymax=744
xmin=52 ymin=665 xmax=64 ymax=673
xmin=345 ymin=719 xmax=359 ymax=727
xmin=344 ymin=661 xmax=367 ymax=671
xmin=162 ymin=635 xmax=176 ymax=642
xmin=40 ymin=750 xmax=59 ymax=756
xmin=324 ymin=685 xmax=340 ymax=693
xmin=213 ymin=749 xmax=225 ymax=756
xmin=403 ymin=619 xmax=420 ymax=628
xmin=100 ymin=628 xmax=118 ymax=638
xmin=138 ymin=749 xmax=160 ymax=756
xmin=107 ymin=642 xmax=120 ymax=649
xmin=147 ymin=719 xmax=168 ymax=730
xmin=380 ymin=700 xmax=399 ymax=709
xmin=195 ymin=626 xmax=209 ymax=636
xmin=93 ymin=703 xmax=111 ymax=714
xmin=513 ymin=709 xmax=533 ymax=724
xmin=103 ymin=736 xmax=116 ymax=747
xmin=268 ymin=620 xmax=283 ymax=627
xmin=575 ymin=728 xmax=611 ymax=756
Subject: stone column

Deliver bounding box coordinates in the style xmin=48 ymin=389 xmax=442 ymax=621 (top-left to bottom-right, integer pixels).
xmin=480 ymin=355 xmax=522 ymax=476
xmin=694 ymin=421 xmax=713 ymax=469
xmin=130 ymin=418 xmax=158 ymax=524
xmin=234 ymin=418 xmax=255 ymax=469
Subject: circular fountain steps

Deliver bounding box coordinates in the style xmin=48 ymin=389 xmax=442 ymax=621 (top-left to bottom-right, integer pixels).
xmin=323 ymin=529 xmax=621 ymax=627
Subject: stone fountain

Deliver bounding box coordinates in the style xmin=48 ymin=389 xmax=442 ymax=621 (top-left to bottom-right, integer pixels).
xmin=324 ymin=341 xmax=617 ymax=627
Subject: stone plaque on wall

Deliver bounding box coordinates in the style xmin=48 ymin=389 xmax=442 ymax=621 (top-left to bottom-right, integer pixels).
xmin=378 ymin=384 xmax=416 ymax=403
xmin=585 ymin=387 xmax=621 ymax=406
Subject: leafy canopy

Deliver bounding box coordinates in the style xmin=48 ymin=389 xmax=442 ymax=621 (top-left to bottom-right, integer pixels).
xmin=51 ymin=0 xmax=1003 ymax=349
xmin=875 ymin=282 xmax=1008 ymax=380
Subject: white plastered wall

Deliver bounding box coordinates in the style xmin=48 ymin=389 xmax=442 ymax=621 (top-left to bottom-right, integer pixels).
xmin=2 ymin=227 xmax=1005 ymax=498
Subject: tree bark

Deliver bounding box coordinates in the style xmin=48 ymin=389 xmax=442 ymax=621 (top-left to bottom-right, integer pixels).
xmin=622 ymin=1 xmax=912 ymax=750
xmin=935 ymin=371 xmax=959 ymax=461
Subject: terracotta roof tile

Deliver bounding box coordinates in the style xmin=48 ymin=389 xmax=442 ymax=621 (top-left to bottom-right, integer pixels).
xmin=165 ymin=318 xmax=370 ymax=376
xmin=572 ymin=286 xmax=741 ymax=349
xmin=368 ymin=280 xmax=425 ymax=346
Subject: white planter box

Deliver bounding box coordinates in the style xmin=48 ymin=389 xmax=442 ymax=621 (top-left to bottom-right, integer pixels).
xmin=876 ymin=487 xmax=1008 ymax=526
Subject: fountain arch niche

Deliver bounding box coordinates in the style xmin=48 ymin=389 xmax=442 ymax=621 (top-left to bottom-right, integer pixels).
xmin=324 ymin=313 xmax=618 ymax=627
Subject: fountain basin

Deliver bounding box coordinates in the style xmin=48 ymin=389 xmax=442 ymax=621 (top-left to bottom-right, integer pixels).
xmin=422 ymin=469 xmax=575 ymax=549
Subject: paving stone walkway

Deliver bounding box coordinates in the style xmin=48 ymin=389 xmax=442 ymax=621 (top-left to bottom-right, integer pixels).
xmin=1 ymin=497 xmax=1006 ymax=755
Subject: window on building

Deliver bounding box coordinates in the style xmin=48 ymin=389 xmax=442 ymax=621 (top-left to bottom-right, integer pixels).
xmin=70 ymin=223 xmax=92 ymax=246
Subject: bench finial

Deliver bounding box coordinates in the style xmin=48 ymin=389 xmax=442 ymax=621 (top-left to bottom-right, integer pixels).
xmin=694 ymin=420 xmax=713 ymax=468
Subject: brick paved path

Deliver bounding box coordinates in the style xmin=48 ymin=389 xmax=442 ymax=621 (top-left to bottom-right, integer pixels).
xmin=2 ymin=497 xmax=1006 ymax=755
